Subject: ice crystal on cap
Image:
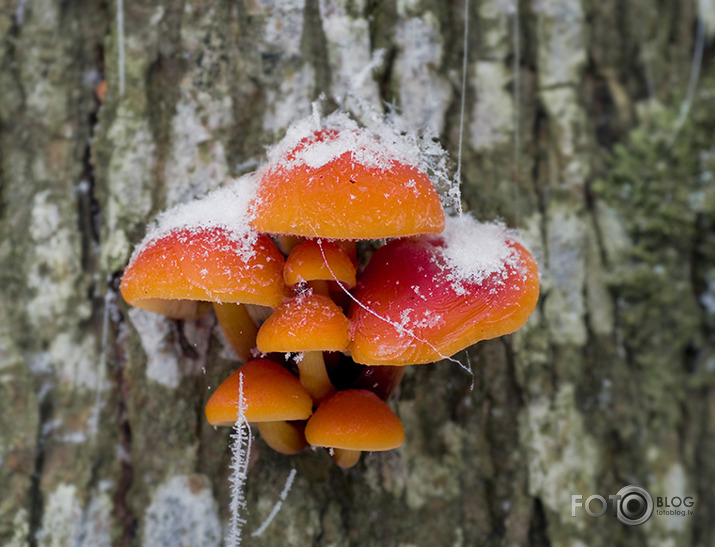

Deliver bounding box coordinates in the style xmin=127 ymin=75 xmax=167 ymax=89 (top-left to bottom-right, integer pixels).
xmin=437 ymin=214 xmax=524 ymax=295
xmin=263 ymin=106 xmax=457 ymax=210
xmin=130 ymin=174 xmax=259 ymax=264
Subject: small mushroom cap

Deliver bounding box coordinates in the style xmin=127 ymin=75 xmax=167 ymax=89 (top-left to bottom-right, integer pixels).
xmin=348 ymin=223 xmax=539 ymax=365
xmin=256 ymin=293 xmax=350 ymax=353
xmin=205 ymin=359 xmax=312 ymax=426
xmin=250 ymin=129 xmax=444 ymax=239
xmin=304 ymin=389 xmax=405 ymax=451
xmin=283 ymin=239 xmax=357 ymax=288
xmin=121 ymin=227 xmax=286 ymax=318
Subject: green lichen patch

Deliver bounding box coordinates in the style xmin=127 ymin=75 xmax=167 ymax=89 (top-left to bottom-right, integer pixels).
xmin=592 ymin=84 xmax=715 ymax=433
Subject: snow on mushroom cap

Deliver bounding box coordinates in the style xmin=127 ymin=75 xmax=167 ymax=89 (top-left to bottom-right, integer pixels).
xmin=437 ymin=214 xmax=526 ymax=295
xmin=129 ymin=174 xmax=259 ymax=265
xmin=261 ymin=109 xmax=456 ymax=207
xmin=266 ymin=111 xmax=418 ymax=172
xmin=249 ymin=109 xmax=450 ymax=239
xmin=348 ymin=215 xmax=539 ymax=366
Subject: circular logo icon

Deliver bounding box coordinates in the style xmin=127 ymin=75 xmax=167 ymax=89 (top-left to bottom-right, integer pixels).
xmin=616 ymin=485 xmax=653 ymax=526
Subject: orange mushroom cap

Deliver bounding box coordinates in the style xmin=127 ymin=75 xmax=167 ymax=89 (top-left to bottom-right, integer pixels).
xmin=205 ymin=359 xmax=312 ymax=426
xmin=283 ymin=239 xmax=357 ymax=288
xmin=305 ymin=389 xmax=405 ymax=451
xmin=349 ymin=218 xmax=539 ymax=365
xmin=256 ymin=293 xmax=350 ymax=353
xmin=121 ymin=226 xmax=285 ymax=317
xmin=249 ymin=119 xmax=445 ymax=239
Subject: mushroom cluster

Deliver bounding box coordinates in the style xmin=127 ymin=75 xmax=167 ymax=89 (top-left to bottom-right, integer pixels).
xmin=120 ymin=111 xmax=539 ymax=468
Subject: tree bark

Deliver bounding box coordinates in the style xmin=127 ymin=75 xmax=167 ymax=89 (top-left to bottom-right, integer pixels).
xmin=1 ymin=0 xmax=714 ymax=545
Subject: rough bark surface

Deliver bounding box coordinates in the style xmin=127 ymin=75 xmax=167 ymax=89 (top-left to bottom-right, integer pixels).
xmin=1 ymin=0 xmax=714 ymax=545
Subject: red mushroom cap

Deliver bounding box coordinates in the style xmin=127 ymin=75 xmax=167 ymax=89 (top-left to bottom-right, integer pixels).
xmin=348 ymin=218 xmax=539 ymax=365
xmin=121 ymin=226 xmax=286 ymax=317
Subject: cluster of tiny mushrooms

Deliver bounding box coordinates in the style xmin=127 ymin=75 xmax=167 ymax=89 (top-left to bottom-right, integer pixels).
xmin=120 ymin=110 xmax=539 ymax=469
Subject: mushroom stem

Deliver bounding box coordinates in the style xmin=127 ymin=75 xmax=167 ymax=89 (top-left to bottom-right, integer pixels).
xmin=331 ymin=448 xmax=361 ymax=468
xmin=213 ymin=302 xmax=258 ymax=363
xmin=275 ymin=234 xmax=304 ymax=255
xmin=335 ymin=240 xmax=357 ymax=265
xmin=353 ymin=366 xmax=406 ymax=400
xmin=308 ymin=279 xmax=330 ymax=297
xmin=256 ymin=421 xmax=307 ymax=455
xmin=297 ymin=351 xmax=336 ymax=403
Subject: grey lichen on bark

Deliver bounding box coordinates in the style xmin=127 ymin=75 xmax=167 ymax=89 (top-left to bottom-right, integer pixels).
xmin=1 ymin=0 xmax=714 ymax=545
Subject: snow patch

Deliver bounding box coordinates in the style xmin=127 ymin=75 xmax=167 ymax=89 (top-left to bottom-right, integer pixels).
xmin=130 ymin=174 xmax=260 ymax=267
xmin=262 ymin=108 xmax=455 ymax=208
xmin=437 ymin=215 xmax=522 ymax=294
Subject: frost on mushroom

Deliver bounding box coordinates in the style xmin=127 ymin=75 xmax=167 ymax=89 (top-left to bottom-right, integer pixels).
xmin=119 ymin=106 xmax=539 ymax=479
xmin=348 ymin=214 xmax=540 ymax=366
xmin=120 ymin=174 xmax=284 ymax=360
xmin=249 ymin=111 xmax=450 ymax=239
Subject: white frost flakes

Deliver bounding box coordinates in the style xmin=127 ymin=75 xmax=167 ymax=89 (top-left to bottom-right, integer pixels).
xmin=437 ymin=215 xmax=522 ymax=293
xmin=398 ymin=308 xmax=444 ymax=332
xmin=128 ymin=308 xmax=181 ymax=389
xmin=131 ymin=174 xmax=260 ymax=267
xmin=227 ymin=373 xmax=252 ymax=546
xmin=143 ymin=475 xmax=222 ymax=547
xmin=147 ymin=174 xmax=257 ymax=240
xmin=263 ymin=108 xmax=452 ymax=202
xmin=470 ymin=61 xmax=514 ymax=150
